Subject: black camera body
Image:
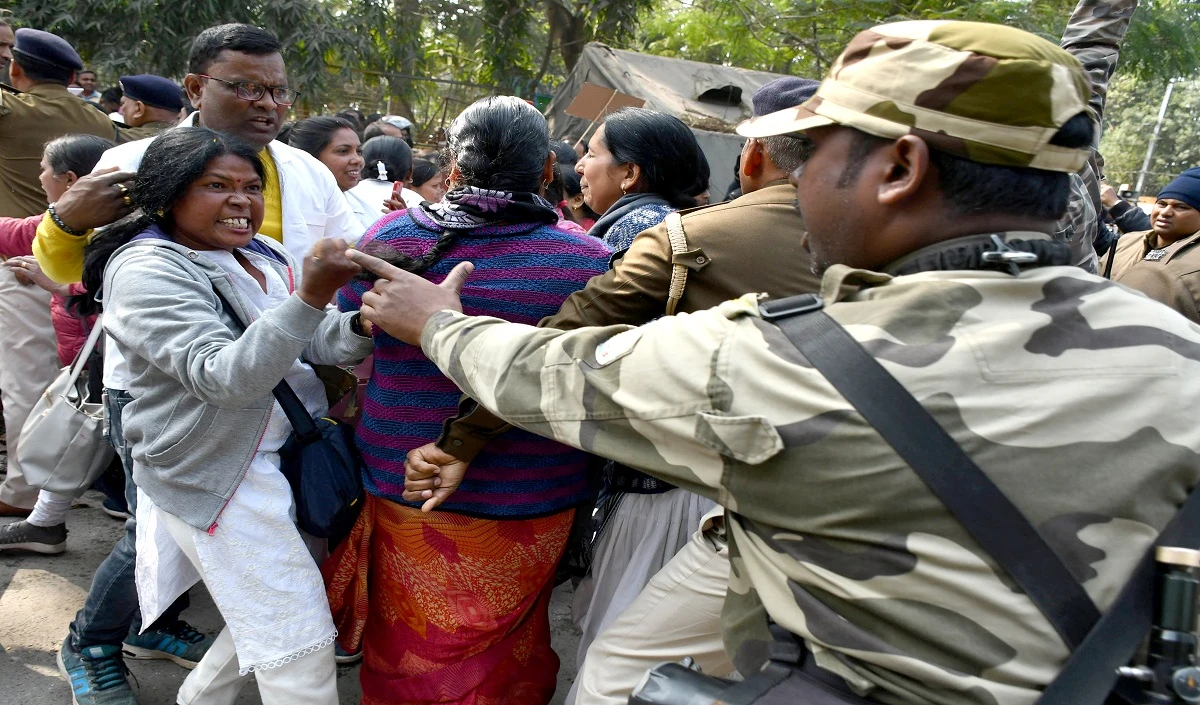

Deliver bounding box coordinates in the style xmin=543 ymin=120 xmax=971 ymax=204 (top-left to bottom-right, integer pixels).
xmin=627 ymin=659 xmax=736 ymax=705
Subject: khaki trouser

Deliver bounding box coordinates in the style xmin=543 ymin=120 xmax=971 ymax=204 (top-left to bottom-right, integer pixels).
xmin=160 ymin=510 xmax=339 ymax=705
xmin=574 ymin=506 xmax=734 ymax=705
xmin=0 ymin=266 xmax=58 ymax=509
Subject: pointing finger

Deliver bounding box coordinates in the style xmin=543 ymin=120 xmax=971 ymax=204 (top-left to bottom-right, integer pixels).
xmin=345 ymin=249 xmax=408 ymax=281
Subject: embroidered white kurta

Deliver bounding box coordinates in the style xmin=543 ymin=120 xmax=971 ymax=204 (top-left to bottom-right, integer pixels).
xmin=135 ymin=247 xmax=335 ymax=674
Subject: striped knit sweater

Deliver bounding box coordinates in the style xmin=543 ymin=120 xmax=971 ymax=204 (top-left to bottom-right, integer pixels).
xmin=338 ymin=206 xmax=612 ymax=518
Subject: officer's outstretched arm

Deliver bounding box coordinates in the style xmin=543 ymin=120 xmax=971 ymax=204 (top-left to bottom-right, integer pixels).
xmin=419 ymin=297 xmax=787 ymax=503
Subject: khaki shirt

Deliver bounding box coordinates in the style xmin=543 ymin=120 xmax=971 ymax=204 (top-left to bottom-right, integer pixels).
xmin=546 ymin=181 xmax=819 ymax=327
xmin=442 ymin=181 xmax=824 ymax=456
xmin=115 ymin=120 xmax=174 ymax=144
xmin=0 ymin=84 xmax=117 ymax=218
xmin=421 ymin=250 xmax=1200 ymax=704
xmin=1108 ymin=229 xmax=1200 ymax=322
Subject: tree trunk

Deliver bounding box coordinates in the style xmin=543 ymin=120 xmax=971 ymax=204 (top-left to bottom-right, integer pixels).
xmin=388 ymin=0 xmax=421 ymax=119
xmin=547 ymin=0 xmax=587 ymax=72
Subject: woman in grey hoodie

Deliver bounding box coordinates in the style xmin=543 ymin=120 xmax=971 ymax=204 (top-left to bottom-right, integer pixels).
xmin=78 ymin=127 xmax=372 ymax=705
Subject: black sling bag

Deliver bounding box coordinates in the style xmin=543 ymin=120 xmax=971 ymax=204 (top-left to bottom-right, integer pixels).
xmin=758 ymin=293 xmax=1200 ymax=704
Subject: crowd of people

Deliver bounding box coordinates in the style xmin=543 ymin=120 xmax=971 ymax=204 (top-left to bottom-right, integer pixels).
xmin=3 ymin=1 xmax=1200 ymax=704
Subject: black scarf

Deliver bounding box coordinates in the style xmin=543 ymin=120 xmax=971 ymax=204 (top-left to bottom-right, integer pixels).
xmin=419 ymin=186 xmax=560 ymax=230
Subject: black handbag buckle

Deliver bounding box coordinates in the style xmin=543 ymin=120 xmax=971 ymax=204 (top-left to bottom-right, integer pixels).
xmin=759 ymin=293 xmax=824 ymax=322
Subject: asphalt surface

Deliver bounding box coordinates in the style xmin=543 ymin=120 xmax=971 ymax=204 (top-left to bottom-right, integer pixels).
xmin=0 ymin=471 xmax=581 ymax=705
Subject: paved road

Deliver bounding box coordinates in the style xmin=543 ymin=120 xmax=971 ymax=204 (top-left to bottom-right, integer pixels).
xmin=0 ymin=486 xmax=581 ymax=705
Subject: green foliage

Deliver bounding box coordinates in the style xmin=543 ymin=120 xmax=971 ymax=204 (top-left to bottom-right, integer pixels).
xmin=8 ymin=0 xmax=1199 ymax=144
xmin=636 ymin=0 xmax=1200 ymax=85
xmin=8 ymin=0 xmax=359 ymax=110
xmin=1100 ymin=74 xmax=1200 ymax=195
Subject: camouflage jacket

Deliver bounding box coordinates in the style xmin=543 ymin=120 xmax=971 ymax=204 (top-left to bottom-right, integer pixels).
xmin=422 ymin=231 xmax=1200 ymax=705
xmin=1056 ymin=0 xmax=1137 ymax=272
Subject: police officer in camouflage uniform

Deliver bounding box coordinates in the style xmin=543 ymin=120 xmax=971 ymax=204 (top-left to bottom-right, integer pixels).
xmin=347 ymin=14 xmax=1200 ymax=705
xmin=1056 ymin=0 xmax=1136 ymax=273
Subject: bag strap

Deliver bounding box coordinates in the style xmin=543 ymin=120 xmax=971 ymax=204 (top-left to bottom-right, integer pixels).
xmin=759 ymin=294 xmax=1101 ymax=650
xmin=664 ymin=212 xmax=689 ymax=316
xmin=66 ymin=314 xmax=106 ymax=394
xmin=211 ymin=288 xmax=320 ymax=442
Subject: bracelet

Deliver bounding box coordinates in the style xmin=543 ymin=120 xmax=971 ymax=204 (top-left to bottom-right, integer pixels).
xmin=47 ymin=202 xmax=87 ymax=237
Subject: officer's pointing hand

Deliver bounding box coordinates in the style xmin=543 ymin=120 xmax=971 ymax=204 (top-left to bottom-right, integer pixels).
xmin=345 ymin=249 xmax=474 ymax=346
xmin=52 ymin=167 xmax=137 ymax=232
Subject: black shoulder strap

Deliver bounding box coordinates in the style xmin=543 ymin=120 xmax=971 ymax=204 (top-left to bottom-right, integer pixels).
xmin=211 ymin=288 xmax=320 ymax=441
xmin=760 ymin=294 xmax=1100 ymax=649
xmin=762 ymin=293 xmax=1200 ymax=704
xmin=1037 ymin=485 xmax=1200 ymax=704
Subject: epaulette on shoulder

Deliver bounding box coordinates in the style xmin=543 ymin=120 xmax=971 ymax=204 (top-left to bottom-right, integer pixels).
xmin=717 ymin=292 xmax=769 ymax=319
xmin=0 ymin=83 xmax=15 ymax=117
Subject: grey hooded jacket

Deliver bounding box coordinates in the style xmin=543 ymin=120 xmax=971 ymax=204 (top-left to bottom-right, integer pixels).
xmin=102 ymin=233 xmax=372 ymax=531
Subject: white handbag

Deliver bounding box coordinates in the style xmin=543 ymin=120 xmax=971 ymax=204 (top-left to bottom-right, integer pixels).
xmin=18 ymin=318 xmax=114 ymax=495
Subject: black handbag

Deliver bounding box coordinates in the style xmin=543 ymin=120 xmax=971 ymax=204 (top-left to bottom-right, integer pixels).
xmin=213 ymin=289 xmax=365 ymax=541
xmin=273 ymin=380 xmax=365 ymax=541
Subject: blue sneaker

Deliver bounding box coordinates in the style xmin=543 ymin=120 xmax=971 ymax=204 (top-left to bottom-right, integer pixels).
xmin=122 ymin=620 xmax=213 ymax=670
xmin=57 ymin=638 xmax=136 ymax=705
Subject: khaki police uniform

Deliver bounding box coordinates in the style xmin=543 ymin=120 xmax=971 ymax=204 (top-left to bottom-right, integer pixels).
xmin=114 ymin=120 xmax=174 ymax=144
xmin=0 ymin=84 xmax=115 ymax=217
xmin=1108 ymin=228 xmax=1200 ymax=322
xmin=547 ymin=180 xmax=820 ymax=328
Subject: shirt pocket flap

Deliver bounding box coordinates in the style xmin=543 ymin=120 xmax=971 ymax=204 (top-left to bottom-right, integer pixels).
xmin=302 ymin=210 xmax=328 ymax=235
xmin=695 ymin=411 xmax=783 ymax=465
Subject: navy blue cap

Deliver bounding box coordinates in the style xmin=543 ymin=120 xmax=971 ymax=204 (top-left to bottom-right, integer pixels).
xmin=1159 ymin=167 xmax=1200 ymax=212
xmin=736 ymin=76 xmax=821 ymax=137
xmin=120 ymin=74 xmax=183 ymax=112
xmin=12 ymin=28 xmax=83 ymax=72
xmin=751 ymin=77 xmax=821 ymax=117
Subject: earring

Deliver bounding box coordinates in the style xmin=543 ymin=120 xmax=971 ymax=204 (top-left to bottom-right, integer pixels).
xmin=621 ymin=184 xmax=628 ymax=195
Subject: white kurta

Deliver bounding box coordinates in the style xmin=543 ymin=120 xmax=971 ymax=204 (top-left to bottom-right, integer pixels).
xmin=346 ymin=178 xmax=427 ymax=233
xmin=135 ymin=247 xmax=335 ymax=675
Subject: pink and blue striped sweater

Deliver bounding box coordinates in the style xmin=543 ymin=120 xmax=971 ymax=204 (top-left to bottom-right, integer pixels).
xmin=338 ymin=207 xmax=612 ymax=518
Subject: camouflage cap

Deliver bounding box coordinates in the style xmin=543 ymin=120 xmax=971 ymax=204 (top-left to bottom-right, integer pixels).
xmin=739 ymin=21 xmax=1094 ymax=173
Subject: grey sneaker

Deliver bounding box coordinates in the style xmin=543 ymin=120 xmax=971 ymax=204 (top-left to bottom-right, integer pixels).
xmin=57 ymin=637 xmax=137 ymax=705
xmin=0 ymin=520 xmax=66 ymax=554
xmin=335 ymin=641 xmax=362 ymax=665
xmin=122 ymin=620 xmax=213 ymax=669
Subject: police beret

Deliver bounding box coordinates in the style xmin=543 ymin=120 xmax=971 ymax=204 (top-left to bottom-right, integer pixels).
xmin=750 ymin=77 xmax=821 ymax=118
xmin=120 ymin=74 xmax=183 ymax=112
xmin=12 ymin=28 xmax=83 ymax=72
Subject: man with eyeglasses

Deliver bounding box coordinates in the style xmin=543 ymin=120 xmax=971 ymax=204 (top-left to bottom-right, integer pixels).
xmin=28 ymin=23 xmax=358 ymax=705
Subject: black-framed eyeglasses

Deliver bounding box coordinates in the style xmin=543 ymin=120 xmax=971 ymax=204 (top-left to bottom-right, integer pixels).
xmin=199 ymin=75 xmax=300 ymax=106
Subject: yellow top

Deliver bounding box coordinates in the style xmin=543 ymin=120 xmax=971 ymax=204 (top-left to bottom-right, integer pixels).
xmin=258 ymin=148 xmax=283 ymax=242
xmin=34 ymin=146 xmax=287 ymax=284
xmin=33 ymin=213 xmax=85 ymax=284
